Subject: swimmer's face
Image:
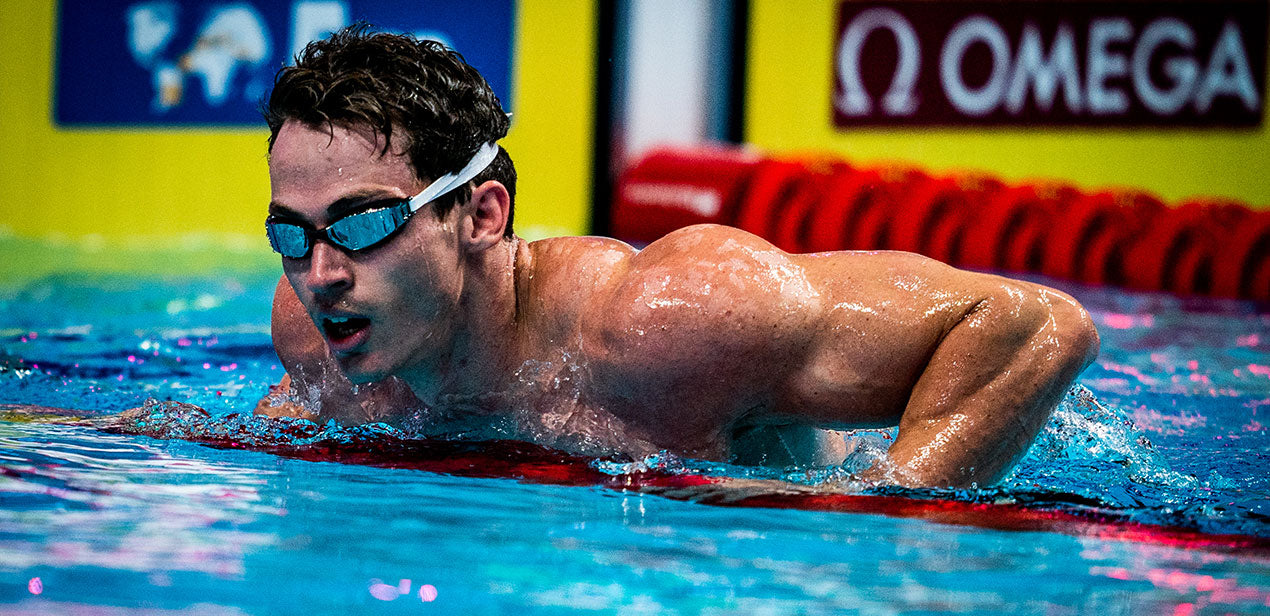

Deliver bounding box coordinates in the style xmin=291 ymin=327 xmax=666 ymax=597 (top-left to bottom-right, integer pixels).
xmin=268 ymin=120 xmax=466 ymax=383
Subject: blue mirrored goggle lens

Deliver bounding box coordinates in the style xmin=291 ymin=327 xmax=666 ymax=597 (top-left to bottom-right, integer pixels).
xmin=267 ymin=221 xmax=311 ymax=258
xmin=327 ymin=204 xmax=411 ymax=251
xmin=266 ymin=201 xmax=414 ymax=258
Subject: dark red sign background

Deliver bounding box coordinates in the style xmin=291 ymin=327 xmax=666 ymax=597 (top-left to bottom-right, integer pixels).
xmin=832 ymin=1 xmax=1268 ymax=127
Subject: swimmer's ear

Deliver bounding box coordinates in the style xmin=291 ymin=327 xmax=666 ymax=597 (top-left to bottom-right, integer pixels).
xmin=460 ymin=180 xmax=511 ymax=253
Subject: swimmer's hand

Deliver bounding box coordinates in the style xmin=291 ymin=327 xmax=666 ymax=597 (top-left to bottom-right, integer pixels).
xmin=251 ymin=372 xmax=422 ymax=426
xmin=252 ymin=374 xmax=319 ymax=421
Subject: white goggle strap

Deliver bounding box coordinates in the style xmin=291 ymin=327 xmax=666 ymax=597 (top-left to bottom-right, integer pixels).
xmin=407 ymin=142 xmax=500 ymax=212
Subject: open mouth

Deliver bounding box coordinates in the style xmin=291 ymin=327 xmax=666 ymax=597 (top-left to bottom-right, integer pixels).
xmin=322 ymin=315 xmax=371 ymax=345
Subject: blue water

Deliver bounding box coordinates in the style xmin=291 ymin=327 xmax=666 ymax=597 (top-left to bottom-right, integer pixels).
xmin=1 ymin=263 xmax=1269 ymax=614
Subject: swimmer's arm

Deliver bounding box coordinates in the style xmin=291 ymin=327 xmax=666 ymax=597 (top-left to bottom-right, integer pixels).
xmin=851 ymin=281 xmax=1099 ymax=488
xmin=591 ymin=226 xmax=1098 ymax=486
xmin=253 ymin=276 xmax=330 ymax=421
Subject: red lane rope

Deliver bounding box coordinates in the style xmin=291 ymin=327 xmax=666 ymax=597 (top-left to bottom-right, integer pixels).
xmin=1122 ymin=198 xmax=1234 ymax=295
xmin=846 ymin=166 xmax=929 ymax=251
xmin=241 ymin=437 xmax=1270 ymax=559
xmin=1042 ymin=190 xmax=1122 ymax=285
xmin=612 ymin=148 xmax=1268 ymax=300
xmin=804 ymin=167 xmax=883 ymax=253
xmin=769 ymin=160 xmax=844 ymax=253
xmin=612 ymin=147 xmax=761 ymax=244
xmin=1214 ymin=210 xmax=1270 ymax=300
xmin=734 ymin=159 xmax=807 ymax=241
xmin=887 ymin=176 xmax=973 ymax=262
xmin=1166 ymin=201 xmax=1250 ymax=296
xmin=959 ymin=184 xmax=1039 ymax=272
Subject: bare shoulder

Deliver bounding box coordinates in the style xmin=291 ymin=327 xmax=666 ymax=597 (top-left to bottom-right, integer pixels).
xmin=582 ymin=225 xmax=821 ymax=406
xmin=588 ymin=224 xmax=1090 ymax=356
xmin=792 ymin=244 xmax=1085 ymax=324
xmin=519 ymin=235 xmax=638 ymax=342
xmin=526 ymin=235 xmax=638 ymax=285
xmin=635 ymin=223 xmax=779 ymax=265
xmin=605 ymin=224 xmax=822 ymax=336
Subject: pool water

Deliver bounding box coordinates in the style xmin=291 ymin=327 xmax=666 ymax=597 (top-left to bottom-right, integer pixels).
xmin=1 ymin=253 xmax=1268 ymax=614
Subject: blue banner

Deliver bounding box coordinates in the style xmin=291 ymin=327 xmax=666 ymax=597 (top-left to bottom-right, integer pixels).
xmin=55 ymin=0 xmax=516 ymax=126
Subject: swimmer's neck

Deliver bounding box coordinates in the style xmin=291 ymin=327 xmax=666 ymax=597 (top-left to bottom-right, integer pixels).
xmin=396 ymin=237 xmax=532 ymax=409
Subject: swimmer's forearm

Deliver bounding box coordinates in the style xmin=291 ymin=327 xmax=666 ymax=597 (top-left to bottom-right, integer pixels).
xmin=878 ymin=287 xmax=1099 ymax=488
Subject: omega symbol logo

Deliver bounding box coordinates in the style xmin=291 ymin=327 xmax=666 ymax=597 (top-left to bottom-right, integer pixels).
xmin=835 ymin=7 xmax=921 ymax=117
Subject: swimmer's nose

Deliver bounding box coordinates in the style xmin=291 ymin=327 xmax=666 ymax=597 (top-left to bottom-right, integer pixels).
xmin=304 ymin=241 xmax=353 ymax=298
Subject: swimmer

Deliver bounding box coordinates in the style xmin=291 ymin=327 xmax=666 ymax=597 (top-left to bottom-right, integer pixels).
xmin=254 ymin=25 xmax=1100 ymax=488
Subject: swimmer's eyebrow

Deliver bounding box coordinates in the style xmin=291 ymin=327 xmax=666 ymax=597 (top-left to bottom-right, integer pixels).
xmin=268 ymin=188 xmax=410 ymax=222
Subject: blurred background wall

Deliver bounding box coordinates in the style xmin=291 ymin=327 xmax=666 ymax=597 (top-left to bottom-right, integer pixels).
xmin=742 ymin=0 xmax=1269 ymax=206
xmin=1 ymin=0 xmax=1266 ymax=280
xmin=605 ymin=0 xmax=1269 ymax=209
xmin=0 ymin=0 xmax=595 ymax=252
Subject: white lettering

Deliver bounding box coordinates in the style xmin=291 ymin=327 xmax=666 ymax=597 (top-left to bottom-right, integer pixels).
xmin=1005 ymin=22 xmax=1082 ymax=114
xmin=941 ymin=16 xmax=1012 ymax=116
xmin=1086 ymin=18 xmax=1132 ymax=114
xmin=1132 ymin=18 xmax=1198 ymax=116
xmin=832 ymin=6 xmax=1264 ymax=124
xmin=622 ymin=183 xmax=723 ymax=218
xmin=836 ymin=8 xmax=921 ymax=116
xmin=1195 ymin=19 xmax=1259 ymax=113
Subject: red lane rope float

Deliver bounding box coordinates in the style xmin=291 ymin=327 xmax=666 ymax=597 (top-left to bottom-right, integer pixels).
xmin=769 ymin=159 xmax=846 ymax=253
xmin=936 ymin=174 xmax=1009 ymax=265
xmin=1165 ymin=214 xmax=1215 ymax=296
xmin=733 ymin=159 xmax=809 ymax=242
xmin=77 ymin=400 xmax=1270 ymax=560
xmin=1000 ymin=186 xmax=1062 ymax=273
xmin=1213 ymin=209 xmax=1270 ymax=300
xmin=1214 ymin=208 xmax=1270 ymax=299
xmin=845 ymin=166 xmax=929 ymax=251
xmin=886 ymin=175 xmax=975 ymax=262
xmin=1000 ymin=183 xmax=1078 ymax=274
xmin=1041 ymin=187 xmax=1116 ymax=283
xmin=614 ymin=147 xmax=1269 ymax=300
xmin=957 ymin=181 xmax=1045 ymax=273
xmin=611 ymin=147 xmax=761 ymax=244
xmin=1164 ymin=201 xmax=1252 ymax=296
xmin=803 ymin=166 xmax=884 ymax=253
xmin=1249 ymin=248 xmax=1270 ymax=302
xmin=1121 ymin=198 xmax=1234 ymax=295
xmin=707 ymin=489 xmax=1270 ymax=558
xmin=1071 ymin=190 xmax=1168 ymax=287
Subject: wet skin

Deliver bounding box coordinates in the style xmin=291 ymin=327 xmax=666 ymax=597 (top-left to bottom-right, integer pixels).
xmin=259 ymin=120 xmax=1101 ymax=488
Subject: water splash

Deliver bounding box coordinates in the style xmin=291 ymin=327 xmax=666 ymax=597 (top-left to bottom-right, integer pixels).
xmin=1022 ymin=385 xmax=1182 ymax=484
xmin=106 ymin=398 xmax=406 ymax=448
xmin=34 ymin=375 xmax=1270 ymax=541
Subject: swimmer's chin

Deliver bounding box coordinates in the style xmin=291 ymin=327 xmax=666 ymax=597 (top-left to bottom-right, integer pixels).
xmin=329 ymin=352 xmax=394 ymax=385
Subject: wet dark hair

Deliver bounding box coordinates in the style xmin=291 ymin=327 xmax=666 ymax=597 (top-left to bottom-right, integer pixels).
xmin=263 ymin=24 xmax=516 ymax=237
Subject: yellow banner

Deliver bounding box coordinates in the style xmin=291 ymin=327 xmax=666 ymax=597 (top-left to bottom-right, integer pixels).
xmin=0 ymin=0 xmax=595 ymax=255
xmin=746 ymin=0 xmax=1270 ymax=209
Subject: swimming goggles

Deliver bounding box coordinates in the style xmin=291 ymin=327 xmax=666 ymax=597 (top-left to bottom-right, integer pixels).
xmin=266 ymin=142 xmax=499 ymax=259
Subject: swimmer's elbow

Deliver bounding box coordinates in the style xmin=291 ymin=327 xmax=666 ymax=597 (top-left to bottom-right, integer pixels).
xmin=1076 ymin=310 xmax=1101 ymax=367
xmin=1049 ymin=292 xmax=1101 ymax=372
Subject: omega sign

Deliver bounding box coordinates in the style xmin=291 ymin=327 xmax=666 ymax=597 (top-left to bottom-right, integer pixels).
xmin=832 ymin=1 xmax=1268 ymax=126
